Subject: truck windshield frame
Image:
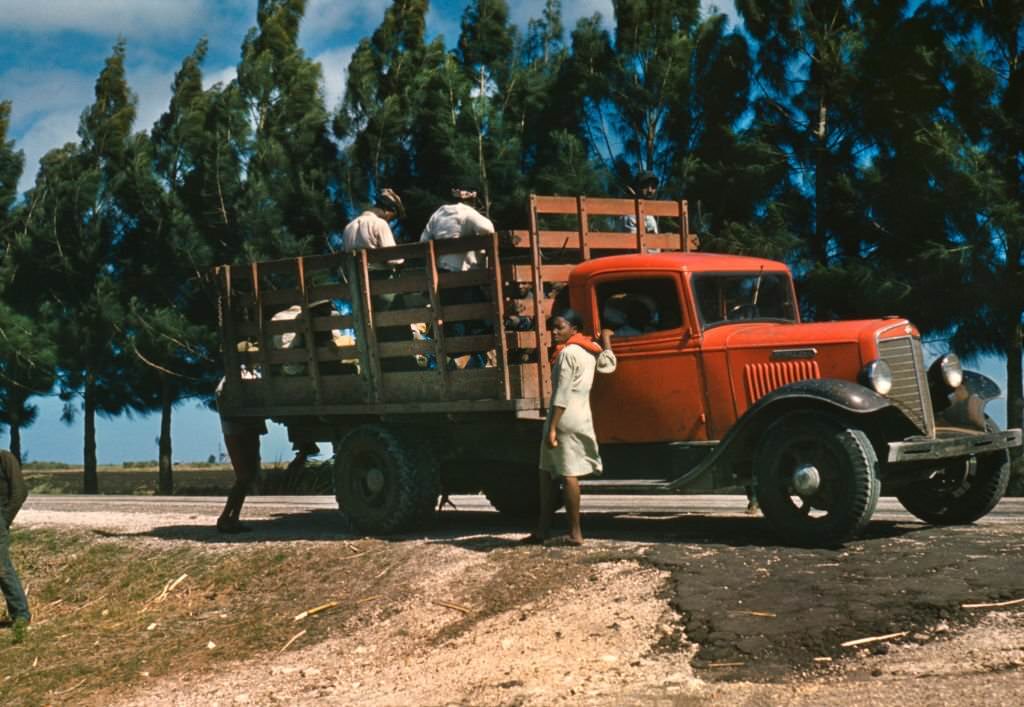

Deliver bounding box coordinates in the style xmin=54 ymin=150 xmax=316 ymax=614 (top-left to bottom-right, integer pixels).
xmin=692 ymin=271 xmax=798 ymax=330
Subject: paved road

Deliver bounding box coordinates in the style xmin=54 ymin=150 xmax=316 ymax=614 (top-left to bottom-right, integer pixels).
xmin=23 ymin=492 xmax=1024 ymax=522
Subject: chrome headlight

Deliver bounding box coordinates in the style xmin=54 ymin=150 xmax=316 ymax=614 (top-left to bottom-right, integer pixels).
xmin=864 ymin=360 xmax=893 ymax=396
xmin=930 ymin=353 xmax=963 ymax=390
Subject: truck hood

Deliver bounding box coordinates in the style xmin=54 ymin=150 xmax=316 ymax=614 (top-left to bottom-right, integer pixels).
xmin=700 ymin=317 xmax=916 ymax=351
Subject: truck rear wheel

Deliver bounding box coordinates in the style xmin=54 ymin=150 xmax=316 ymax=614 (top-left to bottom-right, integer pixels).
xmin=334 ymin=425 xmax=440 ymax=534
xmin=896 ymin=423 xmax=1010 ymax=525
xmin=754 ymin=414 xmax=880 ymax=546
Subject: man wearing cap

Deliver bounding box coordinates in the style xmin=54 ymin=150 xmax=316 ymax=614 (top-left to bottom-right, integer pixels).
xmin=341 ymin=187 xmax=406 ymax=263
xmin=0 ymin=450 xmax=30 ymax=637
xmin=624 ymin=170 xmax=660 ymax=235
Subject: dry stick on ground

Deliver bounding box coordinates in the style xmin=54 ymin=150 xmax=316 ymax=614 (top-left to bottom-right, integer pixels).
xmin=728 ymin=610 xmax=776 ymax=618
xmin=433 ymin=600 xmax=472 ymax=614
xmin=279 ymin=629 xmax=307 ymax=653
xmin=961 ymin=597 xmax=1024 ymax=609
xmin=840 ymin=631 xmax=909 ymax=648
xmin=293 ymin=601 xmax=339 ymax=622
xmin=50 ymin=677 xmax=88 ymax=697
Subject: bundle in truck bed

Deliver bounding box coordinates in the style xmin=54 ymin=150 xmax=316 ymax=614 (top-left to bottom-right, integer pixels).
xmin=215 ymin=195 xmax=694 ymax=422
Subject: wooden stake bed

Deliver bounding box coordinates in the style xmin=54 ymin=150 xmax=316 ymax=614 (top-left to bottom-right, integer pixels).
xmin=215 ymin=195 xmax=693 ymax=426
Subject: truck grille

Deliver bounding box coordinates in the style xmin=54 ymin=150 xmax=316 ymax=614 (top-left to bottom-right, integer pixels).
xmin=744 ymin=360 xmax=821 ymax=402
xmin=878 ymin=335 xmax=934 ymax=436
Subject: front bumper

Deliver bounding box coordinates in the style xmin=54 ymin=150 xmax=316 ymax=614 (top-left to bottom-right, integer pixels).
xmin=887 ymin=428 xmax=1022 ymax=463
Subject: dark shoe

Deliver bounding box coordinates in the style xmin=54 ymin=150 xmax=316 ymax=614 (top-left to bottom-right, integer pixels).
xmin=217 ymin=519 xmax=252 ymax=534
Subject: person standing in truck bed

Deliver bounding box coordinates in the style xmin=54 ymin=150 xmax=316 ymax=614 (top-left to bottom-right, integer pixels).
xmin=522 ymin=311 xmax=616 ymax=546
xmin=1 ymin=449 xmax=30 ymax=638
xmin=420 ymin=183 xmax=496 ymax=368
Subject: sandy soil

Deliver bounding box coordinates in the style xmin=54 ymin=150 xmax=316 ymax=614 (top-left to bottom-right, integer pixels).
xmin=17 ymin=504 xmax=1024 ymax=706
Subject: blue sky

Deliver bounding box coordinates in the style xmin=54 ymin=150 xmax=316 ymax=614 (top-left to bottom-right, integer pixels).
xmin=12 ymin=1 xmax=1009 ymax=465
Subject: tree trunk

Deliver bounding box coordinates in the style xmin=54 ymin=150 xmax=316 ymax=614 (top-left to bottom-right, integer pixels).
xmin=1007 ymin=311 xmax=1023 ymax=462
xmin=9 ymin=423 xmax=21 ymax=464
xmin=158 ymin=375 xmax=174 ymax=495
xmin=83 ymin=375 xmax=99 ymax=494
xmin=812 ymin=95 xmax=829 ymax=266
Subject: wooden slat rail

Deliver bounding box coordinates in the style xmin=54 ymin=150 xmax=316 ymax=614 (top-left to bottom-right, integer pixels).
xmin=218 ymin=194 xmax=696 ymax=415
xmin=296 ymin=257 xmax=325 ymax=405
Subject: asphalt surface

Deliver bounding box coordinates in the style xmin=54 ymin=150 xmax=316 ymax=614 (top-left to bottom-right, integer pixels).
xmin=23 ymin=494 xmax=1024 ymax=683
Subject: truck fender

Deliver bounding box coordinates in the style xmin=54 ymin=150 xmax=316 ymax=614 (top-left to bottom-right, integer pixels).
xmin=667 ymin=379 xmax=912 ymax=491
xmin=934 ymin=370 xmax=1002 ymax=431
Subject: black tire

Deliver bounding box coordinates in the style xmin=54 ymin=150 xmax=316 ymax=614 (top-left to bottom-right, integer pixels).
xmin=482 ymin=466 xmax=562 ymax=519
xmin=754 ymin=414 xmax=880 ymax=546
xmin=333 ymin=425 xmax=440 ymax=534
xmin=896 ymin=422 xmax=1010 ymax=525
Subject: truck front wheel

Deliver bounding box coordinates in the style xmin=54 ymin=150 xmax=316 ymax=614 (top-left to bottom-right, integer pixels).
xmin=334 ymin=425 xmax=440 ymax=534
xmin=754 ymin=415 xmax=880 ymax=546
xmin=896 ymin=424 xmax=1010 ymax=525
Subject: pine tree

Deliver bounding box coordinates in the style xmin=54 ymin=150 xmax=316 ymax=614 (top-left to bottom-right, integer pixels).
xmin=12 ymin=42 xmax=145 ymax=492
xmin=910 ymin=1 xmax=1024 ymax=436
xmin=236 ymin=0 xmax=337 ymax=258
xmin=121 ymin=39 xmax=223 ymax=493
xmin=334 ymin=0 xmax=443 ymax=230
xmin=0 ymin=101 xmax=58 ymax=462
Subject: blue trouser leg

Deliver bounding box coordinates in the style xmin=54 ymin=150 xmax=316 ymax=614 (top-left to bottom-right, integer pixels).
xmin=0 ymin=522 xmax=30 ymax=621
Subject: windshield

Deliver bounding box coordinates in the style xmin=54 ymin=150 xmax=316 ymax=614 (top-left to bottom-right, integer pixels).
xmin=692 ymin=271 xmax=797 ymax=328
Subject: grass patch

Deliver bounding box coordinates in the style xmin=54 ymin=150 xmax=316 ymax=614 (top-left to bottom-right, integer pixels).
xmin=0 ymin=527 xmax=395 ymax=705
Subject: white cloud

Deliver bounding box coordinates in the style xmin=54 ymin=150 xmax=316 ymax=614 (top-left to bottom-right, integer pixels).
xmin=0 ymin=0 xmax=213 ymax=38
xmin=300 ymin=0 xmax=390 ymax=47
xmin=315 ymin=47 xmax=354 ymax=113
xmin=202 ymin=65 xmax=237 ymax=91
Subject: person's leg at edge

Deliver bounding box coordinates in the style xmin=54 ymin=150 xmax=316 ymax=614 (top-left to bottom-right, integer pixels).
xmin=562 ymin=476 xmax=584 ymax=545
xmin=0 ymin=522 xmax=30 ymax=624
xmin=217 ymin=431 xmax=260 ymax=533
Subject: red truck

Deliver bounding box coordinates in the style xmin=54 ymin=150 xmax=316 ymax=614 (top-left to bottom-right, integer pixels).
xmin=216 ymin=195 xmax=1021 ymax=545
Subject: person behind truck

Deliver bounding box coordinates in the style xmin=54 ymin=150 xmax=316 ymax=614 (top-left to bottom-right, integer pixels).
xmin=215 ymin=375 xmax=266 ymax=534
xmin=521 ymin=310 xmax=617 ymax=546
xmin=1 ymin=450 xmax=30 ymax=639
xmin=623 ymin=170 xmax=659 ymax=235
xmin=420 ymin=183 xmax=497 ymax=368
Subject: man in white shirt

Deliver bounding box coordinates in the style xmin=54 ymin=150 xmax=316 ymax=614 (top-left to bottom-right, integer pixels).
xmin=419 ymin=186 xmax=495 ymax=271
xmin=341 ymin=188 xmax=405 ymax=264
xmin=419 ymin=185 xmax=496 ymax=367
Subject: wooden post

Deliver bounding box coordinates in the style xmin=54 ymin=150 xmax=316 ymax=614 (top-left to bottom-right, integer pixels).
xmin=344 ymin=254 xmax=374 ymax=403
xmin=489 ymin=232 xmax=512 ymax=400
xmin=219 ymin=266 xmax=241 ymax=396
xmin=358 ymin=251 xmax=384 ymax=403
xmin=253 ymin=262 xmax=272 ymax=385
xmin=680 ymin=199 xmax=691 ymax=252
xmin=529 ymin=194 xmax=550 ymax=407
xmin=576 ymin=195 xmax=591 ymax=261
xmin=635 ymin=198 xmax=648 ymax=252
xmin=425 ymin=240 xmax=451 ymax=401
xmin=296 ymin=257 xmax=324 ymax=405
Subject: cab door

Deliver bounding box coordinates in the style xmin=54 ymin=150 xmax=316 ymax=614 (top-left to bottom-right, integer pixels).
xmin=586 ymin=271 xmax=708 ymax=444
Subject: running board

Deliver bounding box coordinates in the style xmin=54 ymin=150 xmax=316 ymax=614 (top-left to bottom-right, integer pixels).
xmin=580 ymin=479 xmax=678 ymax=494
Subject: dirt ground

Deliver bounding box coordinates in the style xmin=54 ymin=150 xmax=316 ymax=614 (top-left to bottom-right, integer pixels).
xmin=10 ymin=500 xmax=1024 ymax=706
